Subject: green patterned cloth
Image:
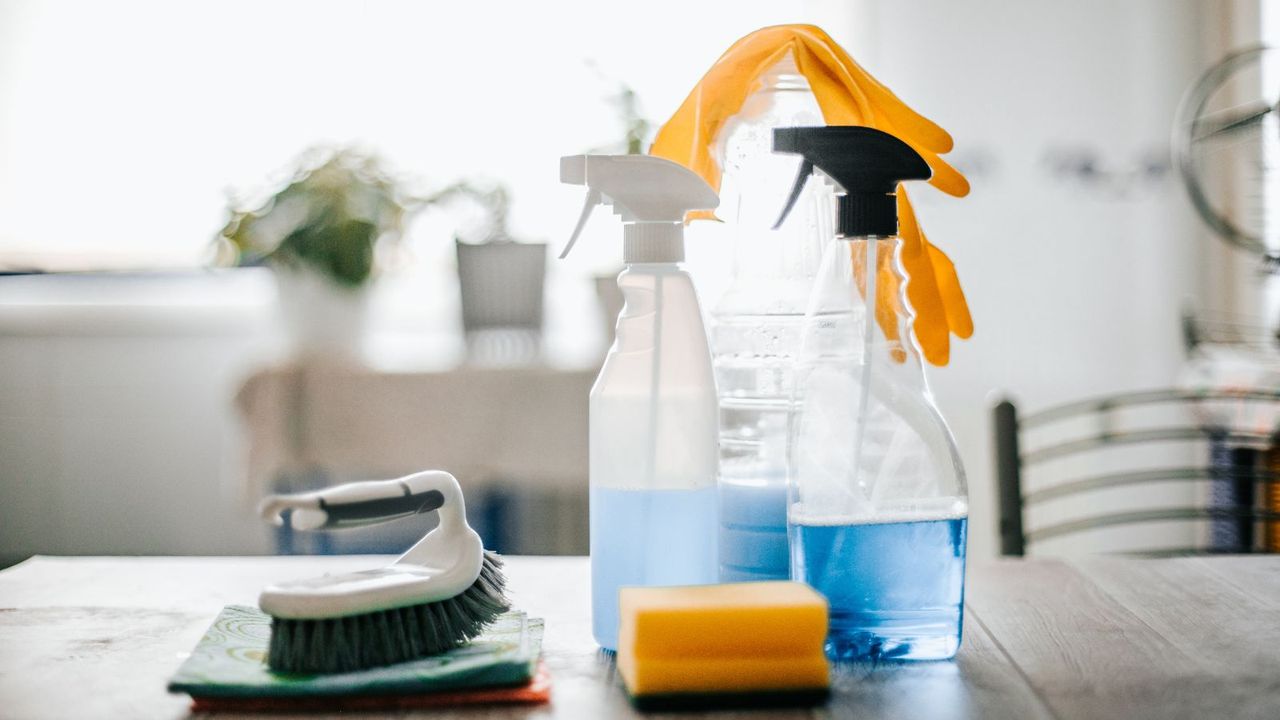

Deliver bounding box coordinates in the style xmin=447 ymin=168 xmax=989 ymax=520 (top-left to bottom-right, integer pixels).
xmin=168 ymin=605 xmax=542 ymax=698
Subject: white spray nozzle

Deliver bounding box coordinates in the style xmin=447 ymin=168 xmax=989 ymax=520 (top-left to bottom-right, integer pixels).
xmin=558 ymin=154 xmax=718 ymax=263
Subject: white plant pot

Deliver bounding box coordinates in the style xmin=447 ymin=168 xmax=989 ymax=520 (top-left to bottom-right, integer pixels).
xmin=273 ymin=265 xmax=370 ymax=363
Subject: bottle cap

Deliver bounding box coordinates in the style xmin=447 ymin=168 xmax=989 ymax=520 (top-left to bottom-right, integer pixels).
xmin=772 ymin=126 xmax=931 ymax=237
xmin=559 ymin=155 xmax=719 ymax=264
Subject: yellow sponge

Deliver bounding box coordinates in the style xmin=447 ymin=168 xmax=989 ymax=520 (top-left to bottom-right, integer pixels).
xmin=617 ymin=582 xmax=830 ymax=710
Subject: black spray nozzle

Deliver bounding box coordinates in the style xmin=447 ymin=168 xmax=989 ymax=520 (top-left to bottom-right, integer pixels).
xmin=772 ymin=126 xmax=931 ymax=237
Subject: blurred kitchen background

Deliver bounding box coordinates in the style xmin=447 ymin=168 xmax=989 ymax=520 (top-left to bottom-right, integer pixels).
xmin=2 ymin=0 xmax=1278 ymax=567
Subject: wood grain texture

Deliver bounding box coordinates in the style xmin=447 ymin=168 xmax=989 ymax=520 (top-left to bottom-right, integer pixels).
xmin=965 ymin=558 xmax=1279 ymax=720
xmin=1189 ymin=555 xmax=1280 ymax=610
xmin=1066 ymin=556 xmax=1280 ymax=719
xmin=2 ymin=556 xmax=1279 ymax=719
xmin=825 ymin=611 xmax=1053 ymax=720
xmin=0 ymin=607 xmax=202 ymax=719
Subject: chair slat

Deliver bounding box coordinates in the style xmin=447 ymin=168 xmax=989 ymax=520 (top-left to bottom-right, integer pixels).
xmin=1027 ymin=507 xmax=1280 ymax=543
xmin=1024 ymin=467 xmax=1280 ymax=504
xmin=1024 ymin=427 xmax=1271 ymax=465
xmin=1021 ymin=389 xmax=1280 ymax=429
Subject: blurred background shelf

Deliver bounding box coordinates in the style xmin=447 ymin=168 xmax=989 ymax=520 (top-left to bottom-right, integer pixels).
xmin=0 ymin=270 xmax=599 ymax=565
xmin=238 ymin=363 xmax=593 ymax=555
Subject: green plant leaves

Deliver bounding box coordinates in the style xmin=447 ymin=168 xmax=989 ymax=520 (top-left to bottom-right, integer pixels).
xmin=278 ymin=217 xmax=377 ymax=288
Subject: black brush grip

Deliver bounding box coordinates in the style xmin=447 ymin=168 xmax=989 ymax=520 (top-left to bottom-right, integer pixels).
xmin=317 ymin=489 xmax=445 ymax=529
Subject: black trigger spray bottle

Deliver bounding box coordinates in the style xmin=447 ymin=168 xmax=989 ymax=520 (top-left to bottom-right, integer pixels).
xmin=774 ymin=126 xmax=968 ymax=661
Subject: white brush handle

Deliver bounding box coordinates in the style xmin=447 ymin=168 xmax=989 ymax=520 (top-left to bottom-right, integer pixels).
xmin=258 ymin=471 xmax=486 ymax=619
xmin=259 ymin=471 xmax=462 ymax=531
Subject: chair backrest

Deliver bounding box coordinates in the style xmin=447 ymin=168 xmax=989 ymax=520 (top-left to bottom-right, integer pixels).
xmin=994 ymin=389 xmax=1280 ymax=556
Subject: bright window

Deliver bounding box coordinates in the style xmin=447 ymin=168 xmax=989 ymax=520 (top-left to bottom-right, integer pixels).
xmin=0 ymin=1 xmax=829 ymax=272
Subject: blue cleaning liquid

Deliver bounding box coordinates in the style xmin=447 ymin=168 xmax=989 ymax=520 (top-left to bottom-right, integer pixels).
xmin=590 ymin=485 xmax=718 ymax=651
xmin=792 ymin=515 xmax=967 ymax=661
xmin=718 ymin=479 xmax=789 ymax=581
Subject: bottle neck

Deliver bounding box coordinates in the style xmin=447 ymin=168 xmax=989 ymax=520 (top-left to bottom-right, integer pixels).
xmin=759 ymin=52 xmax=808 ymax=92
xmin=717 ymin=53 xmax=824 ymax=232
xmin=837 ymin=194 xmax=899 ymax=238
xmin=622 ymin=223 xmax=683 ymax=264
xmin=839 ymin=234 xmax=916 ymax=365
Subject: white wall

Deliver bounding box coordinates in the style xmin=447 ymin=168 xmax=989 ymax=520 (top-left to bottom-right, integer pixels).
xmin=0 ymin=273 xmax=280 ymax=560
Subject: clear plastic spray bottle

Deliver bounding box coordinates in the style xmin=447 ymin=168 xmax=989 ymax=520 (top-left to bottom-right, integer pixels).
xmin=713 ymin=54 xmax=834 ymax=583
xmin=774 ymin=127 xmax=968 ymax=661
xmin=559 ymin=154 xmax=721 ymax=651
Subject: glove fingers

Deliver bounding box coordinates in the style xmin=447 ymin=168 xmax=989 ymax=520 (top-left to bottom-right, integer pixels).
xmin=898 ymin=189 xmax=953 ymax=366
xmin=925 ymin=241 xmax=974 ymax=339
xmin=876 ymin=246 xmax=908 ymax=364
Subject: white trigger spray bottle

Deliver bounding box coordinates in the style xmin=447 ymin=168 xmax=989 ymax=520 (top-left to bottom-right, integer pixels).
xmin=559 ymin=154 xmax=720 ymax=651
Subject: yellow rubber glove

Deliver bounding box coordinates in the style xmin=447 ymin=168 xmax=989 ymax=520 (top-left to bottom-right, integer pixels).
xmin=897 ymin=189 xmax=973 ymax=365
xmin=650 ymin=23 xmax=972 ymax=365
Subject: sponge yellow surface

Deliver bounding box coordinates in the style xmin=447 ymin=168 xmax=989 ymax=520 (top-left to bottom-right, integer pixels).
xmin=616 ymin=582 xmax=830 ymax=696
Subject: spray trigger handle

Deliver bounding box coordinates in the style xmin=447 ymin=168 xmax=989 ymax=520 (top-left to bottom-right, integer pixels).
xmin=772 ymin=159 xmax=815 ymax=230
xmin=772 ymin=126 xmax=931 ymax=237
xmin=559 ymin=187 xmax=601 ymax=260
xmin=558 ymin=154 xmax=719 ymax=264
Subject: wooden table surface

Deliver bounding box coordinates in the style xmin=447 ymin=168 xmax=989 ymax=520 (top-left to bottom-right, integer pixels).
xmin=2 ymin=555 xmax=1279 ymax=719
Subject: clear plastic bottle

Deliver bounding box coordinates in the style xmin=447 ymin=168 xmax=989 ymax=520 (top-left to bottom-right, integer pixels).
xmin=558 ymin=154 xmax=721 ymax=651
xmin=590 ymin=262 xmax=719 ymax=650
xmin=776 ymin=127 xmax=968 ymax=661
xmin=713 ymin=55 xmax=833 ymax=583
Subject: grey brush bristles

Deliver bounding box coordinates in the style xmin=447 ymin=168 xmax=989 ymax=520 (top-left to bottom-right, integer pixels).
xmin=266 ymin=551 xmax=510 ymax=675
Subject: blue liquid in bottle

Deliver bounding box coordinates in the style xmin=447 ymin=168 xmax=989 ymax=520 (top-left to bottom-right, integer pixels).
xmin=718 ymin=478 xmax=789 ymax=581
xmin=792 ymin=515 xmax=967 ymax=661
xmin=590 ymin=486 xmax=718 ymax=651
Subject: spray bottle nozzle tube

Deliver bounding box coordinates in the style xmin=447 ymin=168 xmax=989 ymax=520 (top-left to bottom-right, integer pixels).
xmin=772 ymin=126 xmax=931 ymax=237
xmin=559 ymin=155 xmax=718 ymax=264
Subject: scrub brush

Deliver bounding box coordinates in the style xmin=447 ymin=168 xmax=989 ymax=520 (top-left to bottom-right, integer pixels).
xmin=257 ymin=470 xmax=510 ymax=674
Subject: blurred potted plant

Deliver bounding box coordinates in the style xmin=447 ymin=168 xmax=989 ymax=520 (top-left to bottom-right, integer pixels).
xmin=426 ymin=181 xmax=548 ymax=363
xmin=215 ymin=147 xmax=412 ymax=360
